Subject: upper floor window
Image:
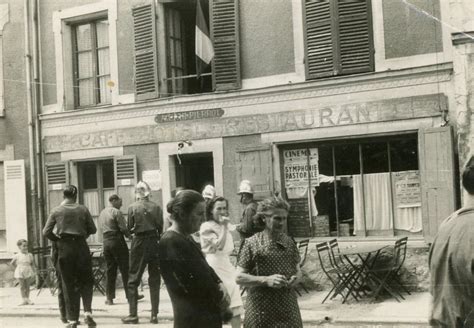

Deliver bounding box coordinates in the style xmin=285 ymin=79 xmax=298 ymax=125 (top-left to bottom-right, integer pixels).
xmin=164 ymin=2 xmax=212 ymax=95
xmin=132 ymin=0 xmax=241 ymax=101
xmin=72 ymin=19 xmax=111 ymax=107
xmin=302 ymin=0 xmax=374 ymax=80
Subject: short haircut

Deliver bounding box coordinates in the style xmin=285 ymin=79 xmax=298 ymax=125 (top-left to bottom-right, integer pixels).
xmin=257 ymin=196 xmax=290 ymax=216
xmin=17 ymin=239 xmax=27 ymax=247
xmin=462 ymin=156 xmax=474 ymax=195
xmin=205 ymin=196 xmax=228 ymax=222
xmin=63 ymin=185 xmax=78 ymax=199
xmin=109 ymin=194 xmax=120 ymax=202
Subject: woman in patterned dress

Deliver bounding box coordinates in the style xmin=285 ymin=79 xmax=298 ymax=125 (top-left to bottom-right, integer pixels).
xmin=236 ymin=196 xmax=303 ymax=328
xmin=200 ymin=196 xmax=243 ymax=328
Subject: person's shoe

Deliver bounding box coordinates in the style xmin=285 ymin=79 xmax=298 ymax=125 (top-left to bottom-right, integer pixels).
xmin=26 ymin=299 xmax=34 ymax=305
xmin=60 ymin=317 xmax=68 ymax=324
xmin=104 ymin=299 xmax=114 ymax=305
xmin=121 ymin=315 xmax=139 ymax=324
xmin=137 ymin=294 xmax=145 ymax=301
xmin=84 ymin=315 xmax=96 ymax=327
xmin=65 ymin=322 xmax=78 ymax=328
xmin=150 ymin=315 xmax=158 ymax=324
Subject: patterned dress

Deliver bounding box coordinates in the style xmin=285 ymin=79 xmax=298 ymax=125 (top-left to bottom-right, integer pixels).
xmin=238 ymin=232 xmax=303 ymax=328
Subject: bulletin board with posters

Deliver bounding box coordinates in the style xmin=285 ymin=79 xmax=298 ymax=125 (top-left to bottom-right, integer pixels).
xmin=282 ymin=148 xmax=319 ymax=237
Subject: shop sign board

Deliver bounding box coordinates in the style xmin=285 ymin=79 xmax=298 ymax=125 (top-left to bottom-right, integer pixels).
xmin=44 ymin=94 xmax=445 ymax=153
xmin=393 ymin=170 xmax=421 ymax=207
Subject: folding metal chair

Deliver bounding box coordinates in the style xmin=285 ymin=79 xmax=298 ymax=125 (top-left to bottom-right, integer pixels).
xmin=294 ymin=239 xmax=310 ymax=296
xmin=90 ymin=249 xmax=106 ymax=295
xmin=367 ymin=237 xmax=410 ymax=302
xmin=32 ymin=246 xmax=57 ymax=296
xmin=315 ymin=241 xmax=359 ymax=304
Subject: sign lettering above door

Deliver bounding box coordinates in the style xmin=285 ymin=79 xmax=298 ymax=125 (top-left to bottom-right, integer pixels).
xmin=44 ymin=94 xmax=445 ymax=153
xmin=155 ymin=108 xmax=224 ymax=123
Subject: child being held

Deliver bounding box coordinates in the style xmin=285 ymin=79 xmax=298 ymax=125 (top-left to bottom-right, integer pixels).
xmin=10 ymin=239 xmax=36 ymax=305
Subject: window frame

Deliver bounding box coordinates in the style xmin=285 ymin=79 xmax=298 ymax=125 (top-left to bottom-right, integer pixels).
xmin=71 ymin=18 xmax=110 ymax=108
xmin=279 ymin=133 xmax=421 ymax=239
xmin=52 ymin=2 xmax=118 ymax=111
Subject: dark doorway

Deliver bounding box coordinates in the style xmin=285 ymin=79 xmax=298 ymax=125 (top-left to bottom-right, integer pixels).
xmin=174 ymin=152 xmax=214 ymax=193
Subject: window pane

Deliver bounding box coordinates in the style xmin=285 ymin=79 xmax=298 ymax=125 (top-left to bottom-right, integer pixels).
xmin=390 ymin=138 xmax=418 ymax=171
xmin=362 ymin=142 xmax=388 ymax=173
xmin=98 ymin=76 xmax=111 ymax=104
xmin=96 ymin=20 xmax=109 ymax=48
xmin=334 ymin=144 xmax=360 ymax=237
xmin=78 ymin=51 xmax=93 ymax=79
xmin=97 ymin=48 xmax=110 ymax=75
xmin=82 ymin=164 xmax=97 ymax=189
xmin=102 ymin=161 xmax=114 ymax=188
xmin=75 ymin=24 xmax=91 ymax=51
xmin=314 ymin=146 xmax=336 ymax=236
xmin=78 ymin=79 xmax=94 ymax=107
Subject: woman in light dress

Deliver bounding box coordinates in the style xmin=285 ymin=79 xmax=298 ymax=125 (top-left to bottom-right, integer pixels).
xmin=200 ymin=196 xmax=242 ymax=328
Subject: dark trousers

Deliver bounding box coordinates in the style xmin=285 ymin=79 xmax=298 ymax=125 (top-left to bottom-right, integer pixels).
xmin=51 ymin=242 xmax=67 ymax=320
xmin=56 ymin=236 xmax=94 ymax=321
xmin=103 ymin=233 xmax=129 ymax=301
xmin=127 ymin=233 xmax=160 ymax=316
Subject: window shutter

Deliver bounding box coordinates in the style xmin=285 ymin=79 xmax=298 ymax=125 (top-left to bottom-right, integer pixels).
xmin=418 ymin=127 xmax=456 ymax=243
xmin=114 ymin=155 xmax=137 ymax=216
xmin=236 ymin=145 xmax=273 ymax=201
xmin=337 ymin=0 xmax=374 ymax=75
xmin=303 ymin=0 xmax=335 ymax=79
xmin=4 ymin=160 xmax=27 ymax=253
xmin=133 ymin=3 xmax=159 ymax=100
xmin=210 ymin=0 xmax=241 ymax=91
xmin=45 ymin=162 xmax=70 ymax=215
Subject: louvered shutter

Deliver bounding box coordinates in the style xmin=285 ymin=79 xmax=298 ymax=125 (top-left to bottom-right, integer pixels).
xmin=236 ymin=145 xmax=273 ymax=201
xmin=303 ymin=0 xmax=373 ymax=79
xmin=133 ymin=3 xmax=159 ymax=100
xmin=337 ymin=0 xmax=374 ymax=74
xmin=114 ymin=156 xmax=137 ymax=216
xmin=45 ymin=162 xmax=69 ymax=214
xmin=418 ymin=127 xmax=456 ymax=243
xmin=303 ymin=0 xmax=335 ymax=79
xmin=210 ymin=0 xmax=241 ymax=91
xmin=4 ymin=160 xmax=27 ymax=252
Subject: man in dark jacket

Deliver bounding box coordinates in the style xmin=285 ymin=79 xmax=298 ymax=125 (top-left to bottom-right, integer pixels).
xmin=122 ymin=181 xmax=163 ymax=325
xmin=429 ymin=157 xmax=474 ymax=327
xmin=43 ymin=185 xmax=97 ymax=328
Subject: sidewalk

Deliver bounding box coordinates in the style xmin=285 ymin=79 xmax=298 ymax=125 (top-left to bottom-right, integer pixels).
xmin=0 ymin=286 xmax=431 ymax=326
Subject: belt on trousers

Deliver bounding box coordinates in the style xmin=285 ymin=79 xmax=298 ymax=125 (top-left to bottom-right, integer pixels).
xmin=134 ymin=230 xmax=158 ymax=238
xmin=59 ymin=233 xmax=85 ymax=241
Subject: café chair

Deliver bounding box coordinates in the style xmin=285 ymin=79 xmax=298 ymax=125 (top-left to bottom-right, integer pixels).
xmin=315 ymin=241 xmax=359 ymax=304
xmin=367 ymin=237 xmax=410 ymax=301
xmin=32 ymin=246 xmax=57 ymax=296
xmin=90 ymin=248 xmax=106 ymax=295
xmin=294 ymin=239 xmax=310 ymax=296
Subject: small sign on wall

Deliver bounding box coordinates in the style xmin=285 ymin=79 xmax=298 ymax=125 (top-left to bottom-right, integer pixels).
xmin=142 ymin=170 xmax=162 ymax=191
xmin=120 ymin=179 xmax=132 ymax=186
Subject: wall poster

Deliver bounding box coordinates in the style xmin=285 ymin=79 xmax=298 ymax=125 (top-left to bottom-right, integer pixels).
xmin=283 ymin=148 xmax=319 ymax=199
xmin=393 ymin=170 xmax=421 ymax=208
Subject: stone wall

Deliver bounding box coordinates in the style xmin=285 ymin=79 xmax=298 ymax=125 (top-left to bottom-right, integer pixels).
xmin=299 ymin=244 xmax=430 ymax=292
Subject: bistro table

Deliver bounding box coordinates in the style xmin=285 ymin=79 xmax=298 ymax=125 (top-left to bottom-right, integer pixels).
xmin=339 ymin=244 xmax=396 ymax=302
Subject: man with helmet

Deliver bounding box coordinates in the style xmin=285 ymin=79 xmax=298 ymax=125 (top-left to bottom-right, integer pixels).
xmin=236 ymin=180 xmax=264 ymax=242
xmin=43 ymin=185 xmax=97 ymax=328
xmin=122 ymin=181 xmax=163 ymax=325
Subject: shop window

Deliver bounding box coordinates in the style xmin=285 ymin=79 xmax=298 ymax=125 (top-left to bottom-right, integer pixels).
xmin=302 ymin=0 xmax=374 ymax=80
xmin=282 ymin=134 xmax=421 ymax=238
xmin=72 ymin=19 xmax=111 ymax=108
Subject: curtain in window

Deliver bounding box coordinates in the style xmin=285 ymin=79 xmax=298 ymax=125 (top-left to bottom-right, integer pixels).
xmin=83 ymin=190 xmax=100 ymax=244
xmin=96 ymin=20 xmax=111 ymax=104
xmin=353 ymin=173 xmax=393 ymax=233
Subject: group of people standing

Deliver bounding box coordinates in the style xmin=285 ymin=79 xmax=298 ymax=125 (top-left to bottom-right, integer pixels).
xmin=40 ymin=178 xmax=304 ymax=328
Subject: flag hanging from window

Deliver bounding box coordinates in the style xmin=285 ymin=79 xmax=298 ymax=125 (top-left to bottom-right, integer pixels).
xmin=195 ymin=0 xmax=214 ymax=78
